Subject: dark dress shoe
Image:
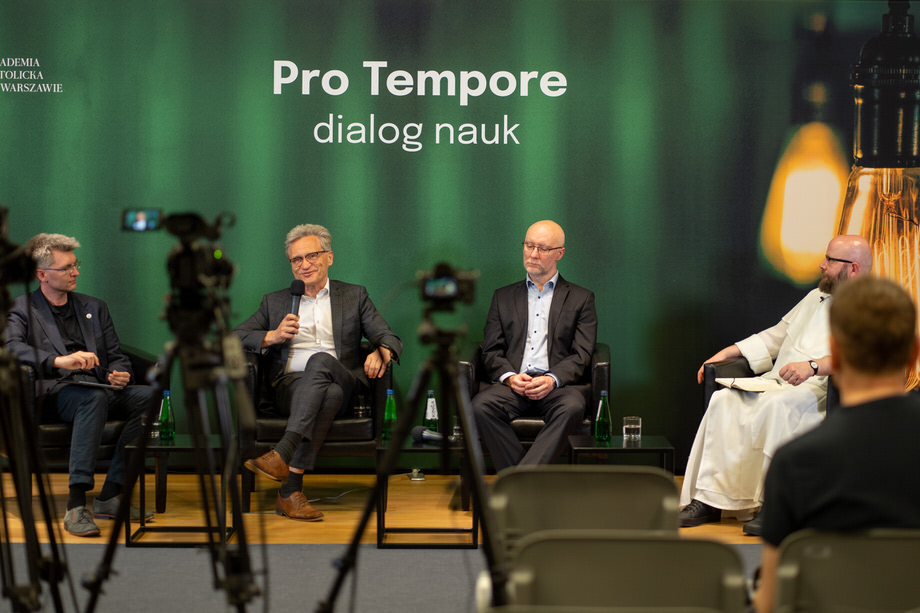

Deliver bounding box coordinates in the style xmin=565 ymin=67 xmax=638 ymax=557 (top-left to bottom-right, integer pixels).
xmin=743 ymin=512 xmax=763 ymax=537
xmin=244 ymin=449 xmax=290 ymax=481
xmin=275 ymin=491 xmax=324 ymax=521
xmin=679 ymin=499 xmax=722 ymax=527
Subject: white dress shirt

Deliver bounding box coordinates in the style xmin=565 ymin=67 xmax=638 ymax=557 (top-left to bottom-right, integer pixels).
xmin=285 ymin=279 xmax=337 ymax=373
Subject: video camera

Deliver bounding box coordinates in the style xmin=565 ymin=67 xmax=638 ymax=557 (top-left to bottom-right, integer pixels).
xmin=417 ymin=262 xmax=478 ymax=312
xmin=123 ymin=209 xmax=235 ymax=342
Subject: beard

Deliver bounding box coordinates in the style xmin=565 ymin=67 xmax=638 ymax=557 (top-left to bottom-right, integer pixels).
xmin=818 ymin=268 xmax=848 ymax=293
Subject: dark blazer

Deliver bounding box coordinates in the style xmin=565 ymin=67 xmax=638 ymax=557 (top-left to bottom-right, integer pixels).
xmin=5 ymin=289 xmax=134 ymax=396
xmin=234 ymin=279 xmax=402 ymax=387
xmin=480 ymin=274 xmax=597 ymax=387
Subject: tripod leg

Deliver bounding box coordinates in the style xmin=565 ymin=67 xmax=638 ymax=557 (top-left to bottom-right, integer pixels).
xmin=445 ymin=357 xmax=508 ymax=606
xmin=0 ymin=353 xmax=75 ymax=613
xmin=83 ymin=346 xmax=171 ymax=613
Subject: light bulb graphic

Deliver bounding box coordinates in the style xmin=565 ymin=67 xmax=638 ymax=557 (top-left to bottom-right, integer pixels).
xmin=836 ymin=1 xmax=920 ymax=388
xmin=761 ymin=120 xmax=849 ymax=283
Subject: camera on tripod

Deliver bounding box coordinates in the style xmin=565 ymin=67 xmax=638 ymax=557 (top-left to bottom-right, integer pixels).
xmin=418 ymin=262 xmax=477 ymax=312
xmin=123 ymin=209 xmax=235 ymax=342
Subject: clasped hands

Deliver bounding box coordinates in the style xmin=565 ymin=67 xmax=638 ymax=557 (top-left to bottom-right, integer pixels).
xmin=507 ymin=372 xmax=556 ymax=400
xmin=54 ymin=350 xmax=130 ymax=386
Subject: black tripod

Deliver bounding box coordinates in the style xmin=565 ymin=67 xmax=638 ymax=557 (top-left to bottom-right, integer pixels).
xmin=315 ymin=308 xmax=507 ymax=612
xmin=0 ymin=348 xmax=75 ymax=613
xmin=82 ymin=213 xmax=261 ymax=613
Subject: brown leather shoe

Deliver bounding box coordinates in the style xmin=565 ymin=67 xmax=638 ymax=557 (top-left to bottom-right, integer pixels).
xmin=275 ymin=491 xmax=324 ymax=521
xmin=244 ymin=449 xmax=290 ymax=481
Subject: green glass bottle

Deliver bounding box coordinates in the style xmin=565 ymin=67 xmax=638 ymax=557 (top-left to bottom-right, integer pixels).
xmin=594 ymin=390 xmax=611 ymax=442
xmin=423 ymin=389 xmax=439 ymax=432
xmin=158 ymin=390 xmax=175 ymax=442
xmin=382 ymin=389 xmax=397 ymax=441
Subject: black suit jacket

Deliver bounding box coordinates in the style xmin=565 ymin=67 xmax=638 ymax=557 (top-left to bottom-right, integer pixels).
xmin=480 ymin=275 xmax=597 ymax=387
xmin=5 ymin=289 xmax=134 ymax=396
xmin=234 ymin=279 xmax=402 ymax=387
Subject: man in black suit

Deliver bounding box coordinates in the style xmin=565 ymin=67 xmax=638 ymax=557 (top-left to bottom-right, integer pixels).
xmin=5 ymin=233 xmax=154 ymax=537
xmin=235 ymin=223 xmax=401 ymax=521
xmin=473 ymin=220 xmax=597 ymax=471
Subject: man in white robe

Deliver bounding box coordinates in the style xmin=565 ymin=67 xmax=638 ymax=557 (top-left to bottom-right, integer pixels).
xmin=679 ymin=235 xmax=872 ymax=534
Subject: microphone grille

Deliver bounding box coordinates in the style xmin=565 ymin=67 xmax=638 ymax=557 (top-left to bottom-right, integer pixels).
xmin=410 ymin=425 xmax=426 ymax=443
xmin=290 ymin=279 xmax=306 ymax=296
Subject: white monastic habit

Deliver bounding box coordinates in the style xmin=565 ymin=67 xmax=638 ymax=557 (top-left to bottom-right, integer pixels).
xmin=681 ymin=288 xmax=830 ymax=512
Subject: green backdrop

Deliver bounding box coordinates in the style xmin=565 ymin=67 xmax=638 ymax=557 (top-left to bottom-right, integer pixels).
xmin=0 ymin=0 xmax=884 ymax=471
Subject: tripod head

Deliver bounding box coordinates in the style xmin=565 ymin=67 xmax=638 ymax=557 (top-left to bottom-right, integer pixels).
xmin=416 ymin=261 xmax=478 ymax=349
xmin=162 ymin=212 xmax=236 ymax=346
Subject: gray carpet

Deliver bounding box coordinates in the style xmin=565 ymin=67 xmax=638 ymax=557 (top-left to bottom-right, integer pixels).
xmin=3 ymin=542 xmax=761 ymax=612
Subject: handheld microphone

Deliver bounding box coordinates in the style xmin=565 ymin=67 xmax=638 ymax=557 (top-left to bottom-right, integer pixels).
xmin=290 ymin=280 xmax=305 ymax=315
xmin=411 ymin=425 xmax=444 ymax=444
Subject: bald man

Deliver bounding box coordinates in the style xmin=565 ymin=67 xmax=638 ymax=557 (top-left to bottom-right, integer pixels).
xmin=472 ymin=220 xmax=598 ymax=470
xmin=680 ymin=235 xmax=873 ymax=535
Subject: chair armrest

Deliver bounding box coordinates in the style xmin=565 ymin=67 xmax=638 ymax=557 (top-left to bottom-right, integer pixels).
xmin=19 ymin=362 xmax=37 ymax=416
xmin=702 ymin=357 xmax=754 ymax=408
xmin=457 ymin=360 xmax=474 ymax=397
xmin=458 ymin=345 xmax=484 ymax=398
xmin=120 ymin=343 xmax=163 ymax=388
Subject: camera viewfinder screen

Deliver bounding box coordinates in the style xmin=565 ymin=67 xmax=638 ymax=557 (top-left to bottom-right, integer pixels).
xmin=425 ymin=277 xmax=458 ymax=299
xmin=122 ymin=208 xmax=162 ymax=232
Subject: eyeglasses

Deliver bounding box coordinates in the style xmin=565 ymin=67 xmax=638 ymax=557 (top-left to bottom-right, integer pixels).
xmin=40 ymin=260 xmax=81 ymax=274
xmin=522 ymin=242 xmax=563 ymax=255
xmin=824 ymin=255 xmax=854 ymax=264
xmin=289 ymin=251 xmax=330 ymax=267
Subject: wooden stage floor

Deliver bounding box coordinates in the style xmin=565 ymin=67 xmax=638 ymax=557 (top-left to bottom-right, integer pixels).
xmin=2 ymin=472 xmax=759 ymax=547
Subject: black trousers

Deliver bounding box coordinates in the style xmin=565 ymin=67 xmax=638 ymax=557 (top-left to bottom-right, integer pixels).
xmin=472 ymin=383 xmax=585 ymax=472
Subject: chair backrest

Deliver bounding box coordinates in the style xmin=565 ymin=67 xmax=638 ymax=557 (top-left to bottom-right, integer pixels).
xmin=505 ymin=529 xmax=746 ymax=612
xmin=775 ymin=529 xmax=920 ymax=613
xmin=490 ymin=464 xmax=679 ymax=561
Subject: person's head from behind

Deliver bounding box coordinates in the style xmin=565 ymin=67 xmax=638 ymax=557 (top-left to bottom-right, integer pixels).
xmin=830 ymin=276 xmax=918 ymax=380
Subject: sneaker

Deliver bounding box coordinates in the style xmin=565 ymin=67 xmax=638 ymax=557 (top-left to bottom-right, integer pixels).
xmin=64 ymin=506 xmax=101 ymax=537
xmin=679 ymin=499 xmax=722 ymax=528
xmin=92 ymin=497 xmax=155 ymax=522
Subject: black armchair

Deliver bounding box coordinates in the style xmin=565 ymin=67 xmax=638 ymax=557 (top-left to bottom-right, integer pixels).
xmin=458 ymin=343 xmax=611 ymax=453
xmin=12 ymin=345 xmax=160 ymax=468
xmin=239 ymin=343 xmax=392 ymax=512
xmin=702 ymin=357 xmax=839 ymax=413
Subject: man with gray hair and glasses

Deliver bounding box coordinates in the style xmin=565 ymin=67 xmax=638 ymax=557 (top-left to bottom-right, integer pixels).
xmin=235 ymin=223 xmax=401 ymax=522
xmin=5 ymin=233 xmax=154 ymax=537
